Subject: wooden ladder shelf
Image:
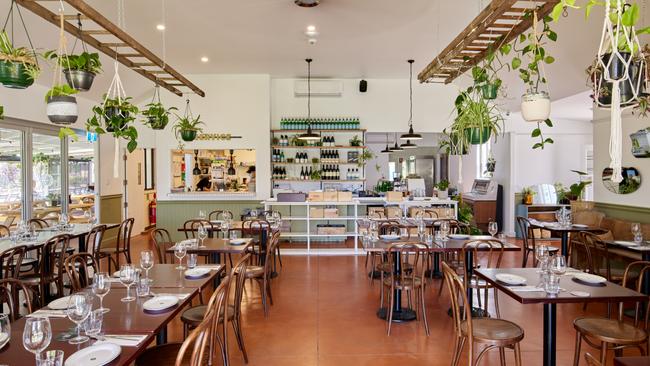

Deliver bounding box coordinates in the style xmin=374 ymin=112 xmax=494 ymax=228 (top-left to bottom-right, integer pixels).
xmin=16 ymin=0 xmax=205 ymax=97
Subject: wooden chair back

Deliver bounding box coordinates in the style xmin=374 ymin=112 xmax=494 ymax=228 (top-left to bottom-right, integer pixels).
xmin=619 ymin=261 xmax=650 ymax=328
xmin=87 ymin=224 xmax=106 ymax=260
xmin=515 ymin=216 xmax=535 ymax=250
xmin=40 ymin=234 xmax=71 ymax=277
xmin=183 ymin=219 xmax=213 ymax=239
xmin=116 ymin=218 xmax=135 ymax=263
xmin=208 ymin=210 xmax=233 ymax=221
xmin=434 ymin=219 xmax=469 ymax=235
xmin=0 ymin=224 xmax=9 ymax=238
xmin=442 ymin=261 xmax=475 ymax=351
xmin=151 ymin=228 xmax=174 ymax=264
xmin=421 ymin=210 xmax=439 ymax=219
xmin=0 ymin=245 xmax=26 ymax=279
xmin=27 ymin=218 xmax=49 ymax=229
xmin=0 ymin=278 xmax=32 ymax=321
xmin=584 ymin=353 xmax=602 ymax=366
xmin=379 ymin=223 xmax=406 ymax=238
xmin=462 ymin=240 xmax=505 ymax=270
xmin=64 ymin=253 xmax=98 ymax=292
xmin=386 ymin=243 xmax=427 ymax=285
xmin=368 ymin=211 xmax=385 ymax=219
xmin=582 ymin=232 xmax=617 ymax=281
xmin=231 ymin=253 xmax=251 ymax=320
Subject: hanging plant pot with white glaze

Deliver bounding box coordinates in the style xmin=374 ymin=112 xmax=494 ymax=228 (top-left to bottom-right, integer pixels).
xmin=521 ymin=91 xmax=551 ymax=122
xmin=45 ymin=84 xmax=78 ymax=125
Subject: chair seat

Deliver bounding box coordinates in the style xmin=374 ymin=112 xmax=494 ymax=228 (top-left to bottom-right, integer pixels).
xmin=376 ymin=262 xmax=413 ymax=273
xmin=574 ymin=317 xmax=648 ymax=344
xmin=20 ymin=273 xmax=60 ymax=285
xmin=244 ymin=266 xmax=264 ymax=278
xmin=461 ymin=318 xmax=524 ymax=345
xmin=135 ymin=342 xmax=207 ymax=366
xmin=99 ymin=247 xmax=119 ymax=254
xmin=181 ymin=304 xmax=234 ymax=326
xmin=382 ymin=276 xmax=422 ymax=290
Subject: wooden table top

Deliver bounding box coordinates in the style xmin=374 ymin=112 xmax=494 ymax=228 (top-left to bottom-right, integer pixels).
xmin=614 ymin=356 xmax=650 ymax=366
xmin=605 ymin=240 xmax=650 ymax=253
xmin=528 ymin=221 xmax=603 ymax=234
xmin=166 ymin=237 xmax=253 ymax=254
xmin=110 ymin=264 xmax=224 ymax=289
xmin=363 ymin=236 xmax=520 ymax=253
xmin=0 ymin=223 xmax=120 ymax=252
xmin=475 ymin=268 xmax=647 ymax=305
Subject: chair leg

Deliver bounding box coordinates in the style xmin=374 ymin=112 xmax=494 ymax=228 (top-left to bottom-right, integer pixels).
xmin=386 ymin=286 xmax=394 ymax=336
xmin=522 ymin=248 xmax=528 ymax=267
xmin=514 ymin=343 xmax=522 ymax=366
xmin=438 ymin=275 xmax=445 ymax=297
xmin=573 ymin=332 xmax=582 ymax=366
xmin=599 ymin=342 xmax=607 ymax=366
xmin=258 ymin=279 xmax=269 ymax=317
xmin=369 ymin=254 xmax=376 ymax=286
xmin=276 ymin=246 xmax=283 ymax=268
xmin=266 ymin=279 xmax=274 ymax=306
xmin=232 ymin=319 xmax=249 ymax=363
xmin=494 ymin=287 xmax=501 ymax=319
xmin=499 ymin=347 xmax=506 ymax=366
xmin=453 ymin=337 xmax=466 ymax=366
xmin=419 ymin=287 xmax=429 ymax=336
xmin=365 ymin=252 xmax=370 ymax=270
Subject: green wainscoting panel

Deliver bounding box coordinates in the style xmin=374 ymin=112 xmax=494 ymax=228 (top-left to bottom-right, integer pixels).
xmin=594 ymin=202 xmax=650 ymax=223
xmin=157 ymin=200 xmax=264 ymax=241
xmin=100 ymin=194 xmax=123 ymax=248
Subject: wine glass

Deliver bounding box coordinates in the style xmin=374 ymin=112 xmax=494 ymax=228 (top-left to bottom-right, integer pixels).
xmin=83 ymin=210 xmax=91 ymax=224
xmin=174 ymin=243 xmax=187 ymax=270
xmin=84 ymin=309 xmax=103 ymax=340
xmin=440 ymin=221 xmax=450 ymax=241
xmin=632 ymin=222 xmax=641 ymax=236
xmin=23 ymin=317 xmax=52 ymax=361
xmin=140 ymin=250 xmax=154 ymax=283
xmin=535 ymin=245 xmax=549 ymax=272
xmin=488 ymin=221 xmax=498 ymax=237
xmin=198 ymin=210 xmax=206 ymax=220
xmin=66 ymin=293 xmax=92 ymax=344
xmin=220 ymin=220 xmax=230 ymax=240
xmin=197 ymin=225 xmax=207 ymax=247
xmin=550 ymin=255 xmax=567 ymax=275
xmin=92 ymin=272 xmax=111 ymax=313
xmin=417 ymin=220 xmax=426 ymax=241
xmin=119 ymin=264 xmax=136 ymax=302
xmin=0 ymin=313 xmax=10 ymax=348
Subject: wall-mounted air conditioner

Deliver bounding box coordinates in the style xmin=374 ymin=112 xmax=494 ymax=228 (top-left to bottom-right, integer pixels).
xmin=294 ymin=79 xmax=343 ymax=97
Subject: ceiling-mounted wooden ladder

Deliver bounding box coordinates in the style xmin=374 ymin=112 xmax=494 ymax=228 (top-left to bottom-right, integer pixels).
xmin=16 ymin=0 xmax=205 ymax=97
xmin=418 ymin=0 xmax=560 ymax=84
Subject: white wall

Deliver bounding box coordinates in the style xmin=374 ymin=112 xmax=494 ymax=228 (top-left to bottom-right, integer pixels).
xmin=154 ymin=74 xmax=271 ymax=201
xmin=593 ymin=108 xmax=650 ymax=207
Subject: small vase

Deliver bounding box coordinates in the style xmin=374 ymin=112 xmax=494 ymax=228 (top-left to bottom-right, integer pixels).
xmin=521 ymin=92 xmax=551 ymax=122
xmin=46 ymin=96 xmax=78 ymax=125
xmin=523 ymin=194 xmax=533 ymax=205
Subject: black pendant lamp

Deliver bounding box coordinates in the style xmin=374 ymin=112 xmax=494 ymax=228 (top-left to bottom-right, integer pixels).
xmin=192 ymin=150 xmax=201 ymax=175
xmin=298 ymin=59 xmax=321 ymax=141
xmin=400 ymin=60 xmax=422 ymax=141
xmin=401 ymin=140 xmax=417 ymax=149
xmin=227 ymin=149 xmax=236 ymax=176
xmin=390 ymin=133 xmax=404 ymax=152
xmin=380 ymin=134 xmax=391 ymax=153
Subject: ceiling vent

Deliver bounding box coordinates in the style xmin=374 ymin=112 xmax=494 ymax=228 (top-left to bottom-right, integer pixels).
xmin=294 ymin=79 xmax=343 ymax=97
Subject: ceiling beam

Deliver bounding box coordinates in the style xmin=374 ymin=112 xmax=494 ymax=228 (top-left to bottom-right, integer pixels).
xmin=16 ymin=0 xmax=205 ymax=97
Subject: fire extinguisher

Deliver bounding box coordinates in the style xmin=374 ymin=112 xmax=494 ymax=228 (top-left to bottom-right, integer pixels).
xmin=148 ymin=194 xmax=157 ymax=226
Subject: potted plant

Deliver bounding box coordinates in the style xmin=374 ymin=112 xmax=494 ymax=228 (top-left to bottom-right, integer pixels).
xmin=452 ymin=88 xmax=503 ymax=145
xmin=86 ymin=95 xmax=140 ymax=152
xmin=357 ymin=148 xmax=375 ymax=167
xmin=439 ymin=129 xmax=469 ymax=155
xmin=142 ymin=102 xmax=177 ymax=130
xmin=436 ymin=179 xmax=450 ymax=199
xmin=522 ymin=186 xmax=535 ymax=205
xmin=349 ymin=135 xmax=362 ymax=146
xmin=0 ymin=30 xmax=40 ymax=89
xmin=0 ymin=105 xmax=4 ymax=119
xmin=471 ymin=50 xmax=506 ymax=100
xmin=554 ymin=182 xmax=570 ymax=204
xmin=486 ymin=156 xmax=496 ymax=173
xmin=173 ymin=114 xmax=204 ymax=142
xmin=47 ymin=192 xmax=61 ymax=207
xmin=44 ymin=51 xmax=101 ymax=91
xmin=45 ymin=84 xmax=78 ymax=125
xmin=566 ymin=169 xmax=594 ymax=212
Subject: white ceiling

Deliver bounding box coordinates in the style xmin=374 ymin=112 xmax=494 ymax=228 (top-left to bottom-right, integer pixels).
xmin=2 ymin=0 xmax=648 ymax=106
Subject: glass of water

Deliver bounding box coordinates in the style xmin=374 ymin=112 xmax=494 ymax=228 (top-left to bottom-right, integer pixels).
xmin=488 ymin=221 xmax=498 ymax=237
xmin=550 ymin=255 xmax=567 ymax=275
xmin=66 ymin=293 xmax=92 ymax=344
xmin=544 ymin=274 xmax=561 ymax=295
xmin=187 ymin=253 xmax=198 ymax=269
xmin=0 ymin=313 xmax=10 ymax=348
xmin=440 ymin=221 xmax=450 ymax=241
xmin=84 ymin=309 xmax=103 ymax=339
xmin=136 ymin=277 xmax=151 ymax=297
xmin=35 ymin=350 xmax=64 ymax=366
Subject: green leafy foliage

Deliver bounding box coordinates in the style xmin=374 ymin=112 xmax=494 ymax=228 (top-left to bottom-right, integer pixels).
xmin=45 ymin=84 xmax=78 ymax=103
xmin=0 ymin=105 xmax=3 ymax=119
xmin=57 ymin=127 xmax=78 ymax=141
xmin=142 ymin=102 xmax=177 ymax=129
xmin=86 ymin=95 xmax=140 ymax=153
xmin=0 ymin=30 xmax=40 ymax=81
xmin=567 ymin=170 xmax=592 ymax=200
xmin=43 ymin=51 xmax=102 ymax=74
xmin=436 ymin=179 xmax=450 ymax=191
xmin=173 ymin=112 xmax=204 ymax=143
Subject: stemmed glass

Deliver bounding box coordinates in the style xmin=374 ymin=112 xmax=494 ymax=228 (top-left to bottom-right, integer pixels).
xmin=417 ymin=219 xmax=426 ymax=241
xmin=92 ymin=273 xmax=111 ymax=313
xmin=66 ymin=293 xmax=92 ymax=344
xmin=23 ymin=317 xmax=52 ymax=361
xmin=119 ymin=265 xmax=136 ymax=302
xmin=488 ymin=221 xmax=498 ymax=237
xmin=550 ymin=255 xmax=567 ymax=275
xmin=198 ymin=210 xmax=206 ymax=220
xmin=440 ymin=221 xmax=450 ymax=241
xmin=0 ymin=313 xmax=10 ymax=348
xmin=631 ymin=223 xmax=644 ymax=245
xmin=174 ymin=243 xmax=187 ymax=270
xmin=197 ymin=225 xmax=208 ymax=247
xmin=220 ymin=220 xmax=230 ymax=240
xmin=140 ymin=250 xmax=154 ymax=283
xmin=535 ymin=245 xmax=550 ymax=273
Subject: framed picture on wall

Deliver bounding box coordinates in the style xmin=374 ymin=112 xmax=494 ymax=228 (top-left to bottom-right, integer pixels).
xmin=144 ymin=148 xmax=155 ymax=190
xmin=630 ymin=128 xmax=650 ymax=158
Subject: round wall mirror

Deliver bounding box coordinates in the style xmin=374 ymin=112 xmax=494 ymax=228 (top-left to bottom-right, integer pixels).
xmin=602 ymin=167 xmax=642 ymax=194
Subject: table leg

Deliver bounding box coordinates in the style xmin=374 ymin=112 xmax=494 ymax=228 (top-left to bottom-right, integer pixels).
xmin=78 ymin=235 xmax=86 ymax=253
xmin=210 ymin=253 xmax=222 ymax=288
xmin=424 ymin=252 xmax=442 ymax=279
xmin=561 ymin=233 xmax=569 ymax=257
xmin=543 ymin=303 xmax=557 ymax=366
xmin=156 ymin=326 xmax=167 ymax=345
xmin=465 ymin=250 xmax=474 ymax=306
xmin=376 ymin=251 xmax=416 ymax=322
xmin=643 ymin=252 xmax=650 ymax=296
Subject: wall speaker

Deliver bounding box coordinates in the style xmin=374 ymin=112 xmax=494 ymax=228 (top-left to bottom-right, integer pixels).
xmin=359 ymin=79 xmax=367 ymax=93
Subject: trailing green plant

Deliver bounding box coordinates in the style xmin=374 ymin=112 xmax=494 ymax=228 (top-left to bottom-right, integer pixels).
xmin=32 ymin=152 xmax=50 ymax=165
xmin=173 ymin=113 xmax=204 ymax=139
xmin=470 ymin=49 xmax=508 ymax=99
xmin=86 ymin=96 xmax=140 ymax=152
xmin=43 ymin=51 xmax=102 ymax=74
xmin=436 ymin=179 xmax=450 ymax=191
xmin=44 ymin=84 xmax=78 ymax=102
xmin=142 ymin=102 xmax=177 ymax=130
xmin=0 ymin=30 xmax=40 ymax=80
xmin=439 ymin=128 xmax=470 ymax=156
xmin=567 ymin=169 xmax=592 ymax=200
xmin=449 ymin=87 xmax=503 ymax=146
xmin=58 ymin=127 xmax=77 ymax=141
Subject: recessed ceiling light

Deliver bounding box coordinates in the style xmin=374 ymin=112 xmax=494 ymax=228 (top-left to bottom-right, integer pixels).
xmin=200 ymin=57 xmax=209 ymax=63
xmin=306 ymin=25 xmax=316 ymax=32
xmin=156 ymin=24 xmax=165 ymax=31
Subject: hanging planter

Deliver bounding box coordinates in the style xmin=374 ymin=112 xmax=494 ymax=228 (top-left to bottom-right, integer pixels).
xmin=465 ymin=126 xmax=491 ymax=145
xmin=0 ymin=2 xmax=40 ymax=89
xmin=481 ymin=83 xmax=499 ymax=100
xmin=142 ymin=84 xmax=177 ymax=130
xmin=173 ymin=99 xmax=204 ymax=143
xmin=590 ymin=53 xmax=645 ymax=108
xmin=521 ymin=91 xmax=551 ymax=122
xmin=0 ymin=58 xmax=36 ymax=88
xmin=45 ymin=85 xmax=78 ymax=125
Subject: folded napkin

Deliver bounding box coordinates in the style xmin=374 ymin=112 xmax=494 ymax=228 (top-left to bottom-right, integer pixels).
xmin=506 ymin=286 xmax=545 ymax=292
xmin=95 ymin=334 xmax=148 ymax=347
xmin=151 ymin=292 xmax=191 ymax=300
xmin=196 ymin=265 xmax=222 ymax=271
xmin=27 ymin=310 xmax=67 ymax=318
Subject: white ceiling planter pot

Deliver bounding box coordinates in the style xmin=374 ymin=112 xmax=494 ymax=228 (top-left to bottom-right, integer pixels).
xmin=46 ymin=95 xmax=78 ymax=125
xmin=521 ymin=91 xmax=551 ymax=122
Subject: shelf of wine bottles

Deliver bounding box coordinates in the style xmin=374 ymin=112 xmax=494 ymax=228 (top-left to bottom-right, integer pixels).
xmin=279 ymin=117 xmax=360 ymax=130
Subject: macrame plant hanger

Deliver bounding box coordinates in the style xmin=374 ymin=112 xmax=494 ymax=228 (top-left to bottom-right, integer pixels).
xmin=108 ymin=0 xmax=128 ymax=178
xmin=52 ymin=1 xmax=74 ymax=91
xmin=595 ymin=0 xmax=645 ymax=183
xmin=150 ymin=0 xmax=167 ymax=109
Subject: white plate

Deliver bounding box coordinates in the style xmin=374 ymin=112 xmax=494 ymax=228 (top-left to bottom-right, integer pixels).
xmin=495 ymin=273 xmax=527 ymax=286
xmin=448 ymin=234 xmax=470 ymax=240
xmin=47 ymin=296 xmax=72 ymax=310
xmin=379 ymin=234 xmax=400 ymax=240
xmin=64 ymin=343 xmax=121 ymax=366
xmin=470 ymin=235 xmax=493 ymax=240
xmin=0 ymin=332 xmax=9 ymax=349
xmin=573 ymin=273 xmax=607 ymax=284
xmin=184 ymin=268 xmax=211 ymax=278
xmin=143 ymin=295 xmax=179 ymax=312
xmin=572 ymin=224 xmax=588 ymax=228
xmin=614 ymin=241 xmax=638 ymax=247
xmin=229 ymin=238 xmax=248 ymax=245
xmin=112 ymin=269 xmax=141 ymax=278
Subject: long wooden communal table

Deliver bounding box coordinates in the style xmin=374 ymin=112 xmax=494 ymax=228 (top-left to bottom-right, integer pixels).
xmin=475 ymin=267 xmax=647 ymax=366
xmin=364 ymin=236 xmax=520 ymax=321
xmin=0 ymin=264 xmax=224 ymax=365
xmin=0 ymin=223 xmax=120 ymax=253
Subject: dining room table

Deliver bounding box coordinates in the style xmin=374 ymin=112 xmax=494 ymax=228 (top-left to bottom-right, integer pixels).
xmin=528 ymin=221 xmax=604 ymax=257
xmin=474 ymin=267 xmax=647 ymax=366
xmin=0 ymin=264 xmax=224 ymax=365
xmin=0 ymin=222 xmax=120 ymax=253
xmin=364 ymin=235 xmax=520 ymax=321
xmin=613 ymin=356 xmax=650 ymax=366
xmin=166 ymin=237 xmax=252 ymax=265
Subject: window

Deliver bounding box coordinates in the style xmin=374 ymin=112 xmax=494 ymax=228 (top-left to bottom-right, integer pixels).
xmin=0 ymin=127 xmax=24 ymax=227
xmin=32 ymin=132 xmax=62 ymax=222
xmin=476 ymin=141 xmax=492 ymax=178
xmin=68 ymin=133 xmax=96 ymax=221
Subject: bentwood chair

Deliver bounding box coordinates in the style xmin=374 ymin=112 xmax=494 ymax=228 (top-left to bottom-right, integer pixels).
xmin=135 ymin=276 xmax=231 ymax=366
xmin=516 ymin=216 xmax=559 ymax=267
xmin=21 ymin=234 xmax=71 ymax=306
xmin=383 ymin=242 xmax=429 ymax=336
xmin=580 ymin=231 xmax=627 ymax=285
xmin=64 ymin=253 xmax=98 ymax=292
xmin=0 ymin=245 xmax=26 ymax=279
xmin=373 ymin=223 xmax=409 ymax=291
xmin=584 ymin=353 xmax=602 ymax=366
xmin=572 ymin=261 xmax=650 ymax=366
xmin=98 ymin=218 xmax=134 ymax=272
xmin=27 ymin=218 xmax=49 ymax=229
xmin=443 ymin=262 xmax=524 ymax=366
xmin=244 ymin=231 xmax=279 ymax=317
xmin=181 ymin=253 xmax=251 ymax=362
xmin=0 ymin=224 xmax=9 ymax=238
xmin=243 ymin=219 xmax=271 ymax=266
xmin=0 ymin=278 xmax=33 ymax=320
xmin=183 ymin=219 xmax=215 ymax=239
xmin=86 ymin=224 xmax=106 ymax=270
xmin=151 ymin=228 xmax=174 ymax=264
xmin=208 ymin=210 xmax=233 ymax=222
xmin=462 ymin=240 xmax=505 ymax=318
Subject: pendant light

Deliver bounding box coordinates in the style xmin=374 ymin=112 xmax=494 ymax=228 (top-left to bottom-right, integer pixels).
xmin=401 ymin=139 xmax=417 ymax=149
xmin=227 ymin=149 xmax=236 ymax=176
xmin=298 ymin=58 xmax=321 ymax=141
xmin=380 ymin=134 xmax=392 ymax=153
xmin=192 ymin=150 xmax=201 ymax=175
xmin=400 ymin=59 xmax=422 ymax=141
xmin=389 ymin=133 xmax=404 ymax=152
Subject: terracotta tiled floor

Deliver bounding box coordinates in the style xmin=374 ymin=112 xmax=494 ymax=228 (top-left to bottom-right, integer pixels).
xmin=130 ymin=234 xmax=622 ymax=365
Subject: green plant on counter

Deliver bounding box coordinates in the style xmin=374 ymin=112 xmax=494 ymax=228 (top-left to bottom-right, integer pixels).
xmin=436 ymin=179 xmax=450 ymax=191
xmin=567 ymin=170 xmax=592 ymax=201
xmin=554 ymin=182 xmax=570 ymax=204
xmin=44 ymin=84 xmax=78 ymax=102
xmin=358 ymin=148 xmax=375 ymax=167
xmin=375 ymin=180 xmax=393 ymax=193
xmin=349 ymin=135 xmax=362 ymax=146
xmin=521 ymin=186 xmax=535 ymax=196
